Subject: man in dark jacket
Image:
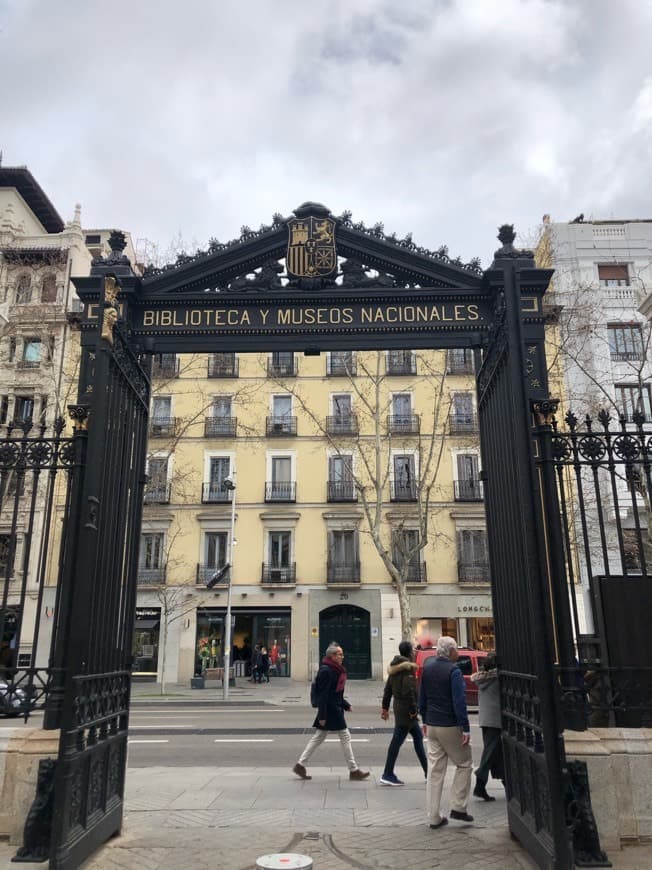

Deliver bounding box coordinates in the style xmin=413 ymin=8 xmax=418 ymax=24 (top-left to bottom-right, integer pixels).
xmin=292 ymin=642 xmax=370 ymax=781
xmin=419 ymin=636 xmax=473 ymax=828
xmin=380 ymin=640 xmax=428 ymax=786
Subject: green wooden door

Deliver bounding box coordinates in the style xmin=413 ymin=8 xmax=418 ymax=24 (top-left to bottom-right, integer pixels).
xmin=319 ymin=605 xmax=371 ymax=679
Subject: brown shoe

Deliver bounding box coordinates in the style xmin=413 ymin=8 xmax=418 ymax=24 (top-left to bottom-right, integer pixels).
xmin=293 ymin=763 xmax=311 ymax=780
xmin=349 ymin=769 xmax=370 ymax=781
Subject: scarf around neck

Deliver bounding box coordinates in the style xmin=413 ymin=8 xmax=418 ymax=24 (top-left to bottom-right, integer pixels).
xmin=322 ymin=655 xmax=347 ymax=693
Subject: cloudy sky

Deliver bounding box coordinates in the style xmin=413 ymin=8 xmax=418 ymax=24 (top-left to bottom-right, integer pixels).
xmin=2 ymin=0 xmax=651 ymax=265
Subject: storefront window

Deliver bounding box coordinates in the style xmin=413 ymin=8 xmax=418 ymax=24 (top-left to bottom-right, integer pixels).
xmin=412 ymin=617 xmax=458 ymax=649
xmin=196 ymin=608 xmax=292 ymax=677
xmin=133 ymin=608 xmax=160 ymax=679
xmin=467 ymin=617 xmax=495 ymax=651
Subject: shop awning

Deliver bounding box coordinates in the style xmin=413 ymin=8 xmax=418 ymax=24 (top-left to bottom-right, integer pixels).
xmin=135 ymin=618 xmax=159 ymax=630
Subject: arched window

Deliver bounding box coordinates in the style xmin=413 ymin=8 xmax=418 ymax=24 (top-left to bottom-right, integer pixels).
xmin=41 ymin=274 xmax=57 ymax=303
xmin=16 ymin=275 xmax=32 ymax=304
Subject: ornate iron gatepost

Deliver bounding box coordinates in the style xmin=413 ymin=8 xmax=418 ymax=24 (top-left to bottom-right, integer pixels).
xmin=45 ymin=234 xmax=150 ymax=870
xmin=477 ymin=227 xmax=575 ymax=869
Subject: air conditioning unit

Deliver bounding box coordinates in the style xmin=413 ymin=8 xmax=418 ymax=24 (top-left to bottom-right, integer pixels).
xmin=273 ymin=422 xmax=284 ymax=432
xmin=270 ymin=568 xmax=283 ymax=582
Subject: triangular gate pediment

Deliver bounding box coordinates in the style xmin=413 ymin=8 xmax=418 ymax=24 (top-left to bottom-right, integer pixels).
xmin=140 ymin=202 xmax=483 ymax=299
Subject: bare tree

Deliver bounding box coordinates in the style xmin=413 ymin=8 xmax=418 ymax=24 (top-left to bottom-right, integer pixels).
xmin=267 ymin=350 xmax=464 ymax=640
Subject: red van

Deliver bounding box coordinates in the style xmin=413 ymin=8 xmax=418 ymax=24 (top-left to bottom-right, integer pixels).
xmin=415 ymin=647 xmax=488 ymax=706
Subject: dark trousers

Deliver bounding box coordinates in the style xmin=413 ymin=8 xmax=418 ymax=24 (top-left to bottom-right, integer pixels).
xmin=383 ymin=720 xmax=428 ymax=776
xmin=475 ymin=726 xmax=504 ymax=786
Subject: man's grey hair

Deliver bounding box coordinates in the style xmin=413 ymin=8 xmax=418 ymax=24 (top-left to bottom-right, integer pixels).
xmin=325 ymin=642 xmax=341 ymax=657
xmin=436 ymin=636 xmax=458 ymax=658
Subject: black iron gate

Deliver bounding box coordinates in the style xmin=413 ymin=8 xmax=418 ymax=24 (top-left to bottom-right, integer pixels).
xmin=44 ymin=256 xmax=150 ymax=868
xmin=477 ymin=234 xmax=574 ymax=869
xmin=20 ymin=212 xmax=615 ymax=868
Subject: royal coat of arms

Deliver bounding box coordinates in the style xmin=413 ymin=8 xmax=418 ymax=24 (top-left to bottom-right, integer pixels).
xmin=286 ymin=216 xmax=336 ymax=279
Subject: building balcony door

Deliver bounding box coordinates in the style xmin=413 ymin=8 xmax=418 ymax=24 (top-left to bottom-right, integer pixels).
xmin=319 ymin=604 xmax=371 ymax=679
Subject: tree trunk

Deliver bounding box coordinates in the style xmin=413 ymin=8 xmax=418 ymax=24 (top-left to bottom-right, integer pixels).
xmin=396 ymin=579 xmax=412 ymax=640
xmin=160 ymin=619 xmax=168 ymax=696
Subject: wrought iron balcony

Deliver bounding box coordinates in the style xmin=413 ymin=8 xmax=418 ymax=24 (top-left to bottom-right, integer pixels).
xmin=458 ymin=562 xmax=491 ymax=584
xmin=327 ymin=357 xmax=356 ymax=376
xmin=267 ymin=359 xmax=298 ymax=377
xmin=207 ymin=357 xmax=239 ymax=378
xmin=151 ymin=357 xmax=180 ymax=378
xmin=265 ymin=481 xmax=296 ymax=502
xmin=399 ymin=561 xmax=428 ymax=583
xmin=390 ymin=480 xmax=418 ymax=501
xmin=149 ymin=417 xmax=177 ymax=437
xmin=449 ymin=412 xmax=478 ymax=434
xmin=454 ymin=479 xmax=484 ymax=501
xmin=387 ymin=414 xmax=420 ymax=435
xmin=266 ymin=416 xmax=297 ymax=436
xmin=16 ymin=360 xmax=41 ymax=369
xmin=386 ymin=356 xmax=416 ymax=376
xmin=327 ymin=481 xmax=357 ymax=502
xmin=143 ymin=483 xmax=171 ymax=504
xmin=196 ymin=563 xmax=230 ymax=585
xmin=137 ymin=567 xmax=166 ymax=586
xmin=446 ymin=352 xmax=474 ymax=375
xmin=326 ymin=415 xmax=359 ymax=435
xmin=610 ymin=351 xmax=643 ymax=362
xmin=202 ymin=483 xmax=234 ymax=503
xmin=327 ymin=562 xmax=361 ymax=584
xmin=204 ymin=417 xmax=237 ymax=437
xmin=261 ymin=563 xmax=296 ymax=584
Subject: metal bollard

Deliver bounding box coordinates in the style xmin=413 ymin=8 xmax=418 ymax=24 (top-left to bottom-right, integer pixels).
xmin=256 ymin=854 xmax=313 ymax=870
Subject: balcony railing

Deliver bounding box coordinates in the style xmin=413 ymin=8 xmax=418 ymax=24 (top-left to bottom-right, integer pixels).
xmin=137 ymin=567 xmax=166 ymax=586
xmin=143 ymin=483 xmax=171 ymax=504
xmin=400 ymin=562 xmax=427 ymax=583
xmin=261 ymin=563 xmax=296 ymax=584
xmin=386 ymin=356 xmax=416 ymax=375
xmin=266 ymin=416 xmax=297 ymax=436
xmin=387 ymin=414 xmax=420 ymax=435
xmin=449 ymin=412 xmax=478 ymax=434
xmin=446 ymin=353 xmax=474 ymax=375
xmin=610 ymin=351 xmax=643 ymax=362
xmin=152 ymin=358 xmax=180 ymax=378
xmin=267 ymin=359 xmax=298 ymax=377
xmin=202 ymin=483 xmax=234 ymax=503
xmin=454 ymin=479 xmax=484 ymax=501
xmin=16 ymin=360 xmax=41 ymax=369
xmin=208 ymin=357 xmax=239 ymax=378
xmin=390 ymin=480 xmax=418 ymax=501
xmin=149 ymin=417 xmax=177 ymax=437
xmin=327 ymin=562 xmax=361 ymax=584
xmin=458 ymin=562 xmax=491 ymax=583
xmin=204 ymin=417 xmax=237 ymax=437
xmin=327 ymin=481 xmax=357 ymax=502
xmin=327 ymin=357 xmax=356 ymax=376
xmin=196 ymin=563 xmax=230 ymax=585
xmin=326 ymin=415 xmax=359 ymax=435
xmin=265 ymin=481 xmax=296 ymax=502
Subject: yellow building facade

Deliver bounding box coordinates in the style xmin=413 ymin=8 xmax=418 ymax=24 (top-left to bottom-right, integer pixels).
xmin=135 ymin=346 xmax=494 ymax=683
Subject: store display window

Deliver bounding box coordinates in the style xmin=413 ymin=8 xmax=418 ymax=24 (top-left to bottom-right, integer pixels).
xmin=132 ymin=608 xmax=160 ymax=679
xmin=196 ymin=608 xmax=292 ymax=677
xmin=467 ymin=617 xmax=495 ymax=650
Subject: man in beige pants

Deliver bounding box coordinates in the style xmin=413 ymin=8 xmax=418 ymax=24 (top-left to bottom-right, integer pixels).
xmin=419 ymin=636 xmax=473 ymax=828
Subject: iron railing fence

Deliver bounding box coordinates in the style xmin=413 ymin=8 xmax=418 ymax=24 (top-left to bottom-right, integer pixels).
xmin=535 ymin=407 xmax=652 ymax=728
xmin=327 ymin=357 xmax=357 ymax=376
xmin=266 ymin=416 xmax=297 ymax=436
xmin=327 ymin=480 xmax=357 ymax=501
xmin=207 ymin=356 xmax=239 ymax=378
xmin=0 ymin=419 xmax=78 ymax=719
xmin=143 ymin=482 xmax=171 ymax=504
xmin=204 ymin=417 xmax=237 ymax=437
xmin=387 ymin=414 xmax=420 ymax=434
xmin=261 ymin=563 xmax=296 ymax=584
xmin=454 ymin=478 xmax=484 ymax=501
xmin=326 ymin=415 xmax=359 ymax=435
xmin=264 ymin=481 xmax=296 ymax=502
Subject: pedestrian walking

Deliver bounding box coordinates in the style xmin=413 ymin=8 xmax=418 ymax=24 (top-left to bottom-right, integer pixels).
xmin=260 ymin=646 xmax=270 ymax=682
xmin=419 ymin=636 xmax=473 ymax=828
xmin=292 ymin=642 xmax=370 ymax=781
xmin=250 ymin=644 xmax=262 ymax=683
xmin=471 ymin=652 xmax=503 ymax=801
xmin=379 ymin=640 xmax=428 ymax=786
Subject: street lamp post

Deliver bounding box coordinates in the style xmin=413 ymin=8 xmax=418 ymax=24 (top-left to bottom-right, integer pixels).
xmin=222 ymin=473 xmax=237 ymax=701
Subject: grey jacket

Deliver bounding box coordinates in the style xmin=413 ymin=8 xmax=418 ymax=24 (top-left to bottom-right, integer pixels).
xmin=471 ymin=668 xmax=501 ymax=728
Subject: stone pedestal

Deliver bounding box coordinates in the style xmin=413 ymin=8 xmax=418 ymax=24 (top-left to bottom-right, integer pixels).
xmin=0 ymin=727 xmax=60 ymax=844
xmin=565 ymin=728 xmax=652 ymax=851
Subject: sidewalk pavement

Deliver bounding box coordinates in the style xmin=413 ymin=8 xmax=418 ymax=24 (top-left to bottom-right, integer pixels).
xmin=1 ymin=765 xmax=650 ymax=869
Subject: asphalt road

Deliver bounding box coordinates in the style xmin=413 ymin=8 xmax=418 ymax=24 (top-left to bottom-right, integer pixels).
xmin=127 ymin=725 xmax=486 ymax=768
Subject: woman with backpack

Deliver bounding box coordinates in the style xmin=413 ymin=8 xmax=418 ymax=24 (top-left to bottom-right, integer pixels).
xmin=379 ymin=640 xmax=428 ymax=786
